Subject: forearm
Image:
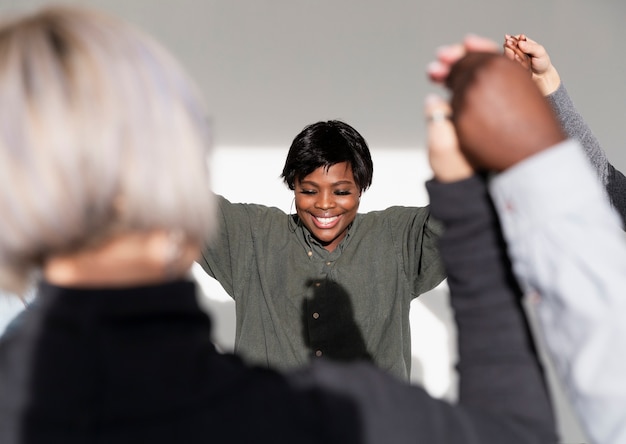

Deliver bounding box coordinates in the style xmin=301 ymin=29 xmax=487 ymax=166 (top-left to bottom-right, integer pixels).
xmin=427 ymin=175 xmax=556 ymax=441
xmin=547 ymin=84 xmax=626 ymax=224
xmin=547 ymin=83 xmax=608 ymax=183
xmin=290 ymin=358 xmax=555 ymax=444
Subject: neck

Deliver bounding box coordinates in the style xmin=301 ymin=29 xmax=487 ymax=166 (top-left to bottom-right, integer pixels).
xmin=44 ymin=230 xmax=199 ymax=288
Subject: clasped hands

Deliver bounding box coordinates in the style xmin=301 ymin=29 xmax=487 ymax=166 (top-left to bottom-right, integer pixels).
xmin=425 ymin=34 xmax=566 ymax=182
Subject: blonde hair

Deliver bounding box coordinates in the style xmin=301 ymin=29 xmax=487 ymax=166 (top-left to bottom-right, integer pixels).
xmin=0 ymin=6 xmax=215 ymax=293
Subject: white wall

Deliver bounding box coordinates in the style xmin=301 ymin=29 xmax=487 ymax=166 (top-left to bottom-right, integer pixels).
xmin=1 ymin=0 xmax=625 ymax=167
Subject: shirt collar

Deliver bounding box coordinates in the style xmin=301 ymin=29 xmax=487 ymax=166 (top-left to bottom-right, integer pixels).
xmin=296 ymin=215 xmax=360 ymax=257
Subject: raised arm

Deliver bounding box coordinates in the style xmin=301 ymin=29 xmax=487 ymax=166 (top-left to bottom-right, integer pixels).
xmin=424 ymin=93 xmax=556 ymax=438
xmin=504 ymin=35 xmax=626 ymax=223
xmin=490 ymin=139 xmax=626 ymax=444
xmin=445 ymin=43 xmax=626 ymax=444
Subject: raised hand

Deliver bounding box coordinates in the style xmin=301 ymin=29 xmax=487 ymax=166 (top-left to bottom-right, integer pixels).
xmin=446 ymin=52 xmax=565 ymax=171
xmin=424 ymin=93 xmax=473 ymax=183
xmin=503 ymin=34 xmax=561 ymax=95
xmin=427 ymin=34 xmax=500 ymax=84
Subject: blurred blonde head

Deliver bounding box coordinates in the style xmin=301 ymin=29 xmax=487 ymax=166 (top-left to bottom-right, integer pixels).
xmin=0 ymin=6 xmax=214 ymax=293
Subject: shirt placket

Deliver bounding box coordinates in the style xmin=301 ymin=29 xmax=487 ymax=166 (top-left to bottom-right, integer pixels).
xmin=302 ymin=239 xmax=340 ymax=360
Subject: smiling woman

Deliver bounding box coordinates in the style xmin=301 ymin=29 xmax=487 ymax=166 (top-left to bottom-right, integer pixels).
xmin=199 ymin=119 xmax=446 ymax=380
xmin=293 ymin=161 xmax=360 ymax=252
xmin=285 ymin=121 xmax=372 ymax=251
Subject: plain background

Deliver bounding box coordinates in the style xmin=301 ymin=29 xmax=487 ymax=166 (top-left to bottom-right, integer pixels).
xmin=2 ymin=1 xmax=626 ymax=442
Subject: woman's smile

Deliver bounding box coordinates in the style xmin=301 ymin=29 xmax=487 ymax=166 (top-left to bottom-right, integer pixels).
xmin=295 ymin=161 xmax=360 ymax=252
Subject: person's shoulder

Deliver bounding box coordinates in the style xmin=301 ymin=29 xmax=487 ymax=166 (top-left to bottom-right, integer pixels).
xmin=216 ymin=194 xmax=287 ymax=218
xmin=362 ymin=205 xmax=429 ymax=217
xmin=355 ymin=207 xmax=433 ymax=236
xmin=361 ymin=206 xmax=431 ymax=224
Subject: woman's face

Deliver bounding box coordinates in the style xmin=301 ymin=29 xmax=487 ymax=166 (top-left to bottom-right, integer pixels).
xmin=294 ymin=161 xmax=361 ymax=252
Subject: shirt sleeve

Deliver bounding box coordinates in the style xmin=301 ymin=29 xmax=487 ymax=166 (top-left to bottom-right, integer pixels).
xmin=412 ymin=210 xmax=447 ymax=296
xmin=387 ymin=205 xmax=447 ymax=297
xmin=427 ymin=174 xmax=556 ymax=438
xmin=198 ymin=194 xmax=254 ymax=299
xmin=489 ymin=139 xmax=626 ymax=444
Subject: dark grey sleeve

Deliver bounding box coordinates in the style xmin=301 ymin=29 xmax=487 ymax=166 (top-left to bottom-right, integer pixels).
xmin=607 ymin=164 xmax=626 ymax=222
xmin=288 ymin=176 xmax=557 ymax=444
xmin=548 ymin=83 xmax=626 ymax=224
xmin=428 ymin=175 xmax=556 ymax=440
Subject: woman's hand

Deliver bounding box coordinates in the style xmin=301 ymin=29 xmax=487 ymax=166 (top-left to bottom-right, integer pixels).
xmin=446 ymin=52 xmax=565 ymax=171
xmin=427 ymin=34 xmax=501 ymax=84
xmin=503 ymin=34 xmax=561 ymax=95
xmin=425 ymin=94 xmax=474 ymax=182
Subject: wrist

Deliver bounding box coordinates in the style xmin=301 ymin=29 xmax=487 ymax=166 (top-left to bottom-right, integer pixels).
xmin=533 ymin=65 xmax=561 ymax=96
xmin=432 ymin=164 xmax=474 ymax=183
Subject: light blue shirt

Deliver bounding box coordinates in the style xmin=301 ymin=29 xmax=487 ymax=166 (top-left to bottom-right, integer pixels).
xmin=490 ymin=139 xmax=626 ymax=444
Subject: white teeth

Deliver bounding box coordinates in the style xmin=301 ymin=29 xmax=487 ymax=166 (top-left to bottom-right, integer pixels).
xmin=315 ymin=216 xmax=338 ymax=226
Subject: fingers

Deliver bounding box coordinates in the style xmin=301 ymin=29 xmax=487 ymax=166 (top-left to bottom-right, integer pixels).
xmin=503 ymin=43 xmax=515 ymax=61
xmin=508 ymin=34 xmax=547 ymax=65
xmin=427 ymin=59 xmax=452 ymax=84
xmin=463 ymin=34 xmax=500 ymax=53
xmin=425 ymin=94 xmax=474 ymax=182
xmin=517 ymin=37 xmax=544 ymax=59
xmin=427 ymin=44 xmax=465 ymax=83
xmin=503 ymin=36 xmax=532 ymax=71
xmin=427 ymin=34 xmax=500 ymax=84
xmin=502 ymin=33 xmax=559 ymax=94
xmin=504 ymin=33 xmax=526 ymax=42
xmin=436 ymin=43 xmax=467 ymax=65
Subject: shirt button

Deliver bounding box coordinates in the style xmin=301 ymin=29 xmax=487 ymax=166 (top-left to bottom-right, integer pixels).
xmin=314 ymin=282 xmax=321 ymax=287
xmin=326 ymin=261 xmax=331 ymax=266
xmin=307 ymin=251 xmax=313 ymax=257
xmin=312 ymin=312 xmax=320 ymax=319
xmin=315 ymin=350 xmax=323 ymax=357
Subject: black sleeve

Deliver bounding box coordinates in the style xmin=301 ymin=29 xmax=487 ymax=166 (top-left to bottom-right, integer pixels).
xmin=427 ymin=174 xmax=556 ymax=439
xmin=607 ymin=164 xmax=626 ymax=225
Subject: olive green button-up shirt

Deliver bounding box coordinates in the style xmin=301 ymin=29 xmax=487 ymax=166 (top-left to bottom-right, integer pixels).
xmin=199 ymin=195 xmax=445 ymax=380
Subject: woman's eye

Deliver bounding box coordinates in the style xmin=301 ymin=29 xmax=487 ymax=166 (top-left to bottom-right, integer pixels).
xmin=299 ymin=189 xmax=316 ymax=195
xmin=335 ymin=190 xmax=352 ymax=196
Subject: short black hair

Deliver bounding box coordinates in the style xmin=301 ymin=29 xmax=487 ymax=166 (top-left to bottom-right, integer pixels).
xmin=281 ymin=120 xmax=373 ymax=192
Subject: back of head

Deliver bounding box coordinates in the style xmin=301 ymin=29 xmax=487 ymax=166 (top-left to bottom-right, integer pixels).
xmin=281 ymin=120 xmax=373 ymax=192
xmin=0 ymin=6 xmax=214 ymax=293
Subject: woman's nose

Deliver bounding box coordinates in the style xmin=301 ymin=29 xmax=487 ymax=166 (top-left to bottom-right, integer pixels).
xmin=314 ymin=191 xmax=335 ymax=210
